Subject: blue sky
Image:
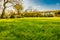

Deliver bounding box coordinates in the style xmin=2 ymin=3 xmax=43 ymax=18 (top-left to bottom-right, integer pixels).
xmin=0 ymin=0 xmax=60 ymax=11
xmin=23 ymin=0 xmax=60 ymax=11
xmin=31 ymin=0 xmax=60 ymax=5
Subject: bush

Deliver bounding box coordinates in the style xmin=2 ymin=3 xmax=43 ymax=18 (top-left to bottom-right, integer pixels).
xmin=55 ymin=11 xmax=60 ymax=17
xmin=44 ymin=14 xmax=54 ymax=17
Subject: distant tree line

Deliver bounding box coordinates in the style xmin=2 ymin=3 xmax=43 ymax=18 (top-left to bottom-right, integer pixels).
xmin=0 ymin=10 xmax=60 ymax=18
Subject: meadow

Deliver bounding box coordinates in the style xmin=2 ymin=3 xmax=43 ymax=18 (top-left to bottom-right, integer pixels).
xmin=0 ymin=17 xmax=60 ymax=40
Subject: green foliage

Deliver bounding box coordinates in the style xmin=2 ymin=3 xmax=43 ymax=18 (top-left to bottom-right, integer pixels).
xmin=23 ymin=11 xmax=54 ymax=17
xmin=10 ymin=13 xmax=15 ymax=18
xmin=44 ymin=14 xmax=54 ymax=17
xmin=55 ymin=11 xmax=60 ymax=17
xmin=9 ymin=11 xmax=15 ymax=18
xmin=24 ymin=11 xmax=43 ymax=17
xmin=0 ymin=18 xmax=60 ymax=40
xmin=14 ymin=4 xmax=23 ymax=10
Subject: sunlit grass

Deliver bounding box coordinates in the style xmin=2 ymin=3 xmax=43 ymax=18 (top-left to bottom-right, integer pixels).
xmin=0 ymin=17 xmax=60 ymax=40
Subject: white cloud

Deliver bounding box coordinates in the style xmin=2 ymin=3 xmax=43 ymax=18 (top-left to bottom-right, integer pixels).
xmin=23 ymin=0 xmax=60 ymax=11
xmin=56 ymin=3 xmax=60 ymax=6
xmin=22 ymin=0 xmax=51 ymax=11
xmin=23 ymin=0 xmax=33 ymax=10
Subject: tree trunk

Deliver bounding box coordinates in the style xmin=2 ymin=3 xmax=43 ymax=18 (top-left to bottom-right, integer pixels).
xmin=1 ymin=0 xmax=7 ymax=19
xmin=18 ymin=10 xmax=20 ymax=15
xmin=1 ymin=7 xmax=6 ymax=18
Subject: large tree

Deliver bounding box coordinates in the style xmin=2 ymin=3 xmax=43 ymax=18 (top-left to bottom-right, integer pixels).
xmin=11 ymin=0 xmax=23 ymax=15
xmin=1 ymin=0 xmax=11 ymax=18
xmin=14 ymin=4 xmax=23 ymax=15
xmin=1 ymin=0 xmax=23 ymax=18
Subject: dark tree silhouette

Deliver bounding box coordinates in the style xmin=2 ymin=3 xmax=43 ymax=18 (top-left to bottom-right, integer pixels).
xmin=1 ymin=0 xmax=11 ymax=18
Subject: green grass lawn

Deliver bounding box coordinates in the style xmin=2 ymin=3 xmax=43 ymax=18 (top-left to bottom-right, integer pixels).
xmin=0 ymin=17 xmax=60 ymax=40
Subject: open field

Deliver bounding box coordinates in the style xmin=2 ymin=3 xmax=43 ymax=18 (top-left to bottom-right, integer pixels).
xmin=0 ymin=17 xmax=60 ymax=40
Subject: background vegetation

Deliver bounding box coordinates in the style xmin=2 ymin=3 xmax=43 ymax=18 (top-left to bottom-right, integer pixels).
xmin=0 ymin=10 xmax=60 ymax=18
